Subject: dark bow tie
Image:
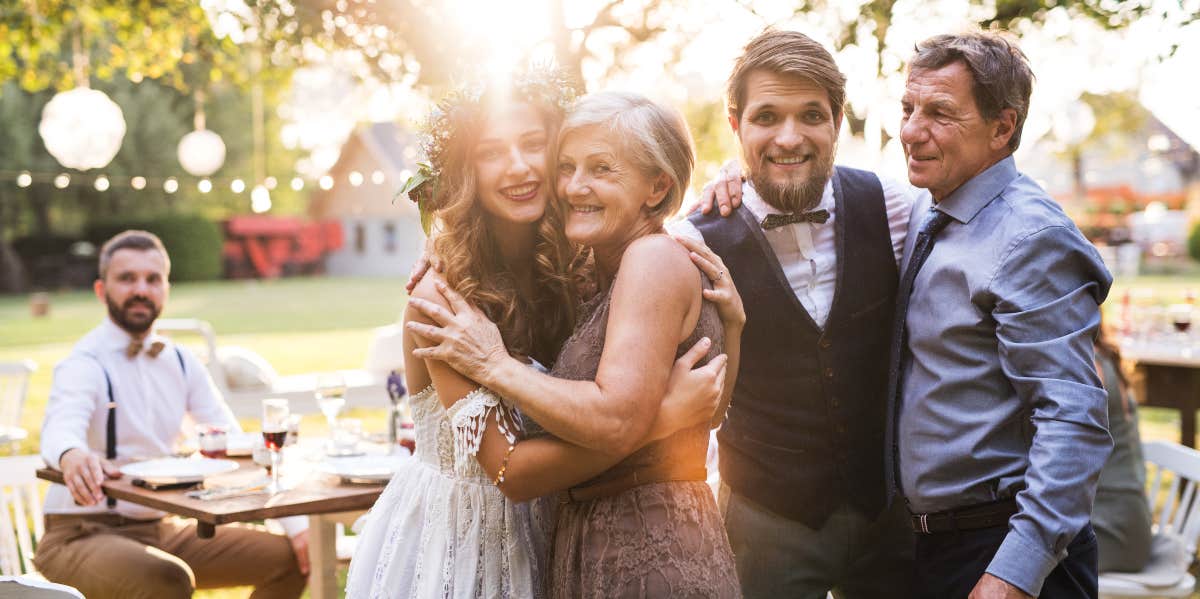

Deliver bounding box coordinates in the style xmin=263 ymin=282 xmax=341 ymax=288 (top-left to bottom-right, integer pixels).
xmin=761 ymin=209 xmax=830 ymax=230
xmin=127 ymin=340 xmax=165 ymax=359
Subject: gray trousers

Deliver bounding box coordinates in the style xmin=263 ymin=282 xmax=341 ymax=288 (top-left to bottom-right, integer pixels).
xmin=720 ymin=483 xmax=915 ymax=599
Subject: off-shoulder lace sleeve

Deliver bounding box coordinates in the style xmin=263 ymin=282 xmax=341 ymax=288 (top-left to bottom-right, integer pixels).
xmin=445 ymin=387 xmax=524 ymax=477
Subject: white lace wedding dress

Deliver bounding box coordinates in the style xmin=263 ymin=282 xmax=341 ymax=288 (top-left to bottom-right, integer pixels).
xmin=345 ymin=384 xmax=556 ymax=598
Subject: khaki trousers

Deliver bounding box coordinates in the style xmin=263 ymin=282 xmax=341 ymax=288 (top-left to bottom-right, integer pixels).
xmin=33 ymin=515 xmax=306 ymax=599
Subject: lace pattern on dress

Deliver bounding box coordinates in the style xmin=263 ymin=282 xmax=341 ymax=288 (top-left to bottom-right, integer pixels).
xmin=446 ymin=387 xmax=524 ymax=479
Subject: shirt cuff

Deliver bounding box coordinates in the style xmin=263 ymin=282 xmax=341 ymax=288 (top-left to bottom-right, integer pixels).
xmin=274 ymin=515 xmax=309 ymax=538
xmin=985 ymin=529 xmax=1059 ymax=596
xmin=43 ymin=441 xmax=85 ymax=471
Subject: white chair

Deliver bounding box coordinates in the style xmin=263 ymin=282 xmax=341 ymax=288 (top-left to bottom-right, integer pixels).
xmin=0 ymin=361 xmax=36 ymax=452
xmin=0 ymin=455 xmax=46 ymax=577
xmin=154 ymin=318 xmax=389 ymax=418
xmin=1099 ymin=440 xmax=1200 ymax=598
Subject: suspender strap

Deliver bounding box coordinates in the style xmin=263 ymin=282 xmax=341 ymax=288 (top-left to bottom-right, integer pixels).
xmin=175 ymin=346 xmax=186 ymax=375
xmin=84 ymin=354 xmax=118 ymax=509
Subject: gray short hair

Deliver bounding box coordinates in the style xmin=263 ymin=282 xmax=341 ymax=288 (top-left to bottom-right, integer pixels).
xmin=910 ymin=31 xmax=1034 ymax=151
xmin=558 ymin=91 xmax=694 ymax=219
xmin=98 ymin=230 xmax=170 ymax=280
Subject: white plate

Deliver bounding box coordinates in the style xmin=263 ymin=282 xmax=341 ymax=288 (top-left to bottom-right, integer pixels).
xmin=319 ymin=454 xmax=408 ymax=482
xmin=121 ymin=458 xmax=240 ymax=483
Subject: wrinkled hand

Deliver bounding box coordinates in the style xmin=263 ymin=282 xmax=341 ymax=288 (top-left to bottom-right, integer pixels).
xmin=688 ymin=159 xmax=744 ymax=216
xmin=648 ymin=337 xmax=728 ymax=441
xmin=60 ymin=448 xmax=120 ymax=506
xmin=969 ymin=574 xmax=1033 ymax=599
xmin=405 ymin=237 xmax=442 ymax=293
xmin=407 ymin=280 xmax=509 ymax=383
xmin=289 ymin=529 xmax=311 ymax=576
xmin=673 ymin=235 xmax=745 ymax=329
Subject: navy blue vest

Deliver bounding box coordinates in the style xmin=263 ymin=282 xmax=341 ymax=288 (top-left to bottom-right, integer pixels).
xmin=689 ymin=166 xmax=897 ymax=528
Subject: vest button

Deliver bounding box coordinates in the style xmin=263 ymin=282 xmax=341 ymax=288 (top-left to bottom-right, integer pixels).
xmin=824 ymin=367 xmax=834 ymax=378
xmin=819 ymin=338 xmax=832 ymax=349
xmin=831 ymin=397 xmax=840 ymax=408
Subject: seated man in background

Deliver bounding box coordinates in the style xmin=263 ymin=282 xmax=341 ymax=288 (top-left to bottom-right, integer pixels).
xmin=1092 ymin=321 xmax=1153 ymax=573
xmin=34 ymin=230 xmax=309 ymax=599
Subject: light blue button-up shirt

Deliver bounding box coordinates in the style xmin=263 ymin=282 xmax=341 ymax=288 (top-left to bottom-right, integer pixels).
xmin=897 ymin=156 xmax=1113 ymax=595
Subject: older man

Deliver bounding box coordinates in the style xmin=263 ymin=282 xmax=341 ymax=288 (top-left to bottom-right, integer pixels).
xmin=34 ymin=230 xmax=309 ymax=599
xmin=886 ymin=32 xmax=1112 ymax=598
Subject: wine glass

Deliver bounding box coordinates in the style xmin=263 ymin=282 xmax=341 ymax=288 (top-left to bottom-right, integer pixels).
xmin=261 ymin=398 xmax=290 ymax=494
xmin=315 ymin=372 xmax=347 ymax=432
xmin=1170 ymin=303 xmax=1193 ymax=357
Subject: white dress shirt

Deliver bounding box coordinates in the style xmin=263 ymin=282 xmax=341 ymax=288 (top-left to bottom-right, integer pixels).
xmin=672 ymin=173 xmax=915 ymax=328
xmin=40 ymin=318 xmax=306 ymax=535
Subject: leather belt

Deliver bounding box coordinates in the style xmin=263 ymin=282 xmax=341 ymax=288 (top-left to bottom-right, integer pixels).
xmin=562 ymin=463 xmax=707 ymax=503
xmin=909 ymin=498 xmax=1018 ymax=534
xmin=45 ymin=513 xmax=162 ymax=529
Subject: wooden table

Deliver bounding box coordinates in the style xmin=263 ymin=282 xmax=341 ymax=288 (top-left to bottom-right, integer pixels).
xmin=1123 ymin=340 xmax=1200 ymax=448
xmin=37 ymin=457 xmax=385 ymax=599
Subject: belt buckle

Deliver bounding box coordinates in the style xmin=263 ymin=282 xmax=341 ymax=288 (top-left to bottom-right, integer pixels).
xmin=919 ymin=513 xmax=930 ymax=534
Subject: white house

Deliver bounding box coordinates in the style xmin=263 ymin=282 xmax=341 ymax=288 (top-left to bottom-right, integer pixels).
xmin=308 ymin=122 xmax=426 ymax=279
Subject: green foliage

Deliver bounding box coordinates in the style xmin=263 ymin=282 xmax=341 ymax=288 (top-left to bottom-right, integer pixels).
xmin=86 ymin=214 xmax=224 ymax=281
xmin=1190 ymin=221 xmax=1200 ymax=263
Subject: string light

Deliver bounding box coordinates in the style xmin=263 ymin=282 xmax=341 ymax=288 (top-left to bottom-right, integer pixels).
xmin=371 ymin=170 xmax=385 ymax=185
xmin=251 ymin=185 xmax=272 ymax=213
xmin=2 ymin=170 xmax=362 ymax=196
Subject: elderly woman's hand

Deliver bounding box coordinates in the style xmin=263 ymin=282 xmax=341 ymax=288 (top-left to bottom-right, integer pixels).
xmin=647 ymin=337 xmax=728 ymax=441
xmin=407 ymin=280 xmax=509 ymax=384
xmin=673 ymin=235 xmax=745 ymax=330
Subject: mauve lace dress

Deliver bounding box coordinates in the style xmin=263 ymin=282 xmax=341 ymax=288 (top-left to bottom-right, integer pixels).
xmin=547 ymin=274 xmax=741 ymax=599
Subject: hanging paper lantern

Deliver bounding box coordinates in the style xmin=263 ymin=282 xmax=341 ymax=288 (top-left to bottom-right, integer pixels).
xmin=38 ymin=88 xmax=127 ymax=171
xmin=177 ymin=129 xmax=227 ymax=176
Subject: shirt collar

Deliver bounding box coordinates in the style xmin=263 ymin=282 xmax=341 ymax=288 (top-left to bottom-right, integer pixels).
xmin=934 ymin=155 xmax=1018 ymax=224
xmin=742 ymin=179 xmax=836 ymax=227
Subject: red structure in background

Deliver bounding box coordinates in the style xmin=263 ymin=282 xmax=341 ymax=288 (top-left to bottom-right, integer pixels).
xmin=222 ymin=216 xmax=344 ymax=279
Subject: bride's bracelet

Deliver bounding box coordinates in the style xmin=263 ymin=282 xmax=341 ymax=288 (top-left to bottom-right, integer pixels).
xmin=493 ymin=442 xmax=518 ymax=486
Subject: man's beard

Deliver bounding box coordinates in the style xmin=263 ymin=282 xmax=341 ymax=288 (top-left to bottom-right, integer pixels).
xmin=749 ymin=150 xmax=835 ymax=213
xmin=106 ymin=294 xmax=160 ymax=335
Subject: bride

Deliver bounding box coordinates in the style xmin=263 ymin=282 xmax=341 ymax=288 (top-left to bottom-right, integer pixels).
xmin=345 ymin=68 xmax=740 ymax=598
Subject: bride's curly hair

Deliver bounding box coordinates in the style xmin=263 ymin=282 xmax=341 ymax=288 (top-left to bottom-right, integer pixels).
xmin=422 ymin=77 xmax=581 ymax=365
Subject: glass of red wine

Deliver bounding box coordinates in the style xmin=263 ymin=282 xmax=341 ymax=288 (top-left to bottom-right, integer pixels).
xmin=262 ymin=399 xmax=290 ymax=494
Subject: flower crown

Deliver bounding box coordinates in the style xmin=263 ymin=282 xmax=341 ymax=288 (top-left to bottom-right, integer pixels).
xmin=397 ymin=65 xmax=579 ymax=234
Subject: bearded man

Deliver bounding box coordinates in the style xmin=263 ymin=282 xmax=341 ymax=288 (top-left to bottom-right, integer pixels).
xmin=678 ymin=29 xmax=916 ymax=598
xmin=35 ymin=230 xmax=310 ymax=599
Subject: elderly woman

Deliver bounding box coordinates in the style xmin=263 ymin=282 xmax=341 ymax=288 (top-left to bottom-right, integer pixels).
xmin=409 ymin=91 xmax=743 ymax=597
